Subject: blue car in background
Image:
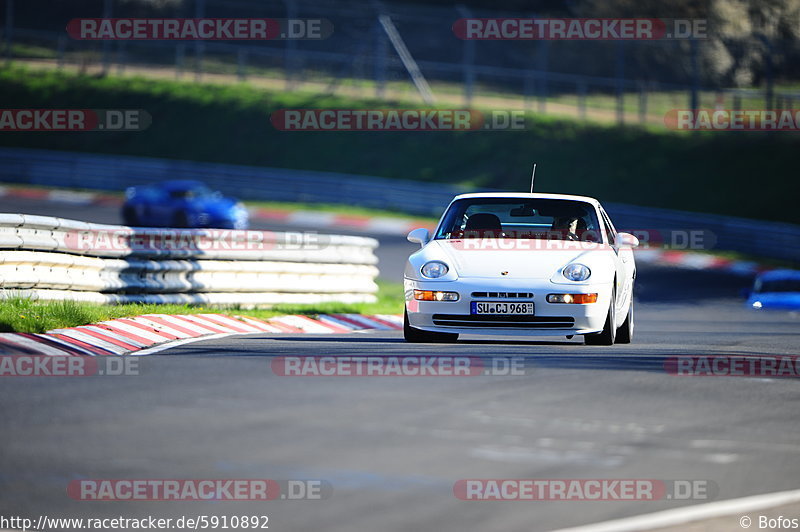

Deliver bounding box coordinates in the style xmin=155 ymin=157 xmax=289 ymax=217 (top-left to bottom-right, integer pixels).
xmin=747 ymin=269 xmax=800 ymax=310
xmin=122 ymin=180 xmax=249 ymax=229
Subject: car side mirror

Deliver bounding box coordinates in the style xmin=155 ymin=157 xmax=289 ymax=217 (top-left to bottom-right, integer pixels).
xmin=407 ymin=228 xmax=431 ymax=246
xmin=615 ymin=232 xmax=639 ymax=248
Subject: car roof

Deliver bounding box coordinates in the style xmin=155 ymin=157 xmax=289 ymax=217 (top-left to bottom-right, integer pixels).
xmin=757 ymin=269 xmax=800 ymax=281
xmin=451 ymin=192 xmax=602 ymax=206
xmin=160 ymin=180 xmax=207 ymax=191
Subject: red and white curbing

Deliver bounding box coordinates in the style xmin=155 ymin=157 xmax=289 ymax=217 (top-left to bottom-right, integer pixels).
xmin=0 ymin=313 xmax=402 ymax=356
xmin=0 ymin=185 xmax=121 ymax=207
xmin=252 ymin=207 xmax=435 ymax=235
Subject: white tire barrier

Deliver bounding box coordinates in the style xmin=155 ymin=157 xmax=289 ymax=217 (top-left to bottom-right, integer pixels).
xmin=0 ymin=215 xmax=380 ymax=307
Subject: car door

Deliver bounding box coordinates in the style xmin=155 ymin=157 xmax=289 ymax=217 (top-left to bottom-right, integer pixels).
xmin=148 ymin=187 xmax=175 ymax=227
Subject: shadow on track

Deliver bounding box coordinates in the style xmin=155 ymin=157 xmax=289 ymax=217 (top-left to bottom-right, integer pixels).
xmin=157 ymin=336 xmax=792 ymax=379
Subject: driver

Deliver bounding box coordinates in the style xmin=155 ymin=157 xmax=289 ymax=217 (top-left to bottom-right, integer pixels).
xmin=551 ymin=216 xmax=585 ymax=241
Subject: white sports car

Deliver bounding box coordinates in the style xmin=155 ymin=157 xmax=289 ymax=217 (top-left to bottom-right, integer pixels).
xmin=404 ymin=193 xmax=639 ymax=345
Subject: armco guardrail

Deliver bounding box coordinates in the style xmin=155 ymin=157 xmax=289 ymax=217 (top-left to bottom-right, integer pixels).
xmin=0 ymin=214 xmax=379 ymax=306
xmin=0 ymin=146 xmax=466 ymax=217
xmin=606 ymin=203 xmax=800 ymax=265
xmin=0 ymin=147 xmax=798 ymax=263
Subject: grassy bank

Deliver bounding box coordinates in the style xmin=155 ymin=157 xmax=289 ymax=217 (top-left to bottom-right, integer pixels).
xmin=0 ymin=281 xmax=404 ymax=334
xmin=1 ymin=66 xmax=799 ymax=224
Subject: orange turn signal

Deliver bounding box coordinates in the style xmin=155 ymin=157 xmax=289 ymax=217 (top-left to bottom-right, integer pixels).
xmin=546 ymin=293 xmax=598 ymax=304
xmin=414 ymin=290 xmax=459 ymax=301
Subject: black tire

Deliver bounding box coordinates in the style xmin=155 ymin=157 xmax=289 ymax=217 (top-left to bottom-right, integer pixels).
xmin=403 ymin=310 xmax=459 ymax=343
xmin=173 ymin=211 xmax=190 ymax=228
xmin=584 ymin=288 xmax=616 ymax=346
xmin=615 ymin=292 xmax=634 ymax=344
xmin=122 ymin=205 xmax=138 ymax=226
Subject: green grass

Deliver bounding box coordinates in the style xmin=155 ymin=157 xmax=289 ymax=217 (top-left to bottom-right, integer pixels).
xmin=1 ymin=65 xmax=799 ymax=224
xmin=9 ymin=44 xmax=58 ymax=60
xmin=0 ymin=280 xmax=404 ymax=333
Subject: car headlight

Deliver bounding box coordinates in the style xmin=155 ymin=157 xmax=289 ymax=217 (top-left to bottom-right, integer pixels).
xmin=421 ymin=261 xmax=449 ymax=279
xmin=562 ymin=263 xmax=591 ymax=281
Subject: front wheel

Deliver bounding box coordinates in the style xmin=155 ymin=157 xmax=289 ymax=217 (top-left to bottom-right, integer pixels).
xmin=173 ymin=211 xmax=190 ymax=228
xmin=584 ymin=288 xmax=616 ymax=346
xmin=122 ymin=205 xmax=138 ymax=226
xmin=404 ymin=310 xmax=459 ymax=343
xmin=615 ymin=293 xmax=634 ymax=344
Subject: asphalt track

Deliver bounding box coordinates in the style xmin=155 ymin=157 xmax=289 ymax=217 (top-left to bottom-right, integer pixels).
xmin=1 ymin=196 xmax=799 ymax=532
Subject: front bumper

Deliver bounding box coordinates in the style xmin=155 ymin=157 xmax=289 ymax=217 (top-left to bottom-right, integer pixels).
xmin=404 ymin=277 xmax=612 ymax=336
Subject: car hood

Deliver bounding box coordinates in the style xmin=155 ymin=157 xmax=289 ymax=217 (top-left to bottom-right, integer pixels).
xmin=433 ymin=239 xmax=613 ymax=279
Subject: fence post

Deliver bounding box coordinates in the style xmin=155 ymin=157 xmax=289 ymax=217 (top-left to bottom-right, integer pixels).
xmin=456 ymin=5 xmax=475 ymax=106
xmin=760 ymin=35 xmax=774 ymax=110
xmin=524 ymin=73 xmax=534 ymax=110
xmin=195 ymin=0 xmax=205 ymax=82
xmin=176 ymin=43 xmax=185 ymax=79
xmin=615 ymin=40 xmax=625 ymax=124
xmin=237 ymin=48 xmax=247 ymax=81
xmin=537 ymin=40 xmax=549 ymax=113
xmin=577 ymin=78 xmax=587 ymax=120
xmin=4 ymin=0 xmax=13 ymax=62
xmin=689 ymin=38 xmax=699 ymax=113
xmin=57 ymin=34 xmax=66 ymax=69
xmin=283 ymin=0 xmax=298 ymax=90
xmin=373 ymin=18 xmax=387 ymax=99
xmin=638 ymin=82 xmax=647 ymax=124
xmin=102 ymin=0 xmax=112 ymax=75
xmin=116 ymin=40 xmax=126 ymax=75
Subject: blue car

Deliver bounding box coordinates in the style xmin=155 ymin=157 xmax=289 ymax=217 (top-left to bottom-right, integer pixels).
xmin=122 ymin=180 xmax=249 ymax=229
xmin=747 ymin=269 xmax=800 ymax=310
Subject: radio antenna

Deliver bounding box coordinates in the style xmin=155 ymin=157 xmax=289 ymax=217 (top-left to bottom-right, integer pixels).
xmin=530 ymin=163 xmax=537 ymax=193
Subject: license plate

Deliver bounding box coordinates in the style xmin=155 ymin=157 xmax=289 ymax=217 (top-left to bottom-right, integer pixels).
xmin=471 ymin=301 xmax=534 ymax=315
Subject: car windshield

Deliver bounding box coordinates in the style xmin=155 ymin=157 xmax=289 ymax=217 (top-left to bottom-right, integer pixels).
xmin=435 ymin=198 xmax=602 ymax=242
xmin=754 ymin=279 xmax=800 ymax=293
xmin=168 ymin=186 xmax=214 ymax=200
